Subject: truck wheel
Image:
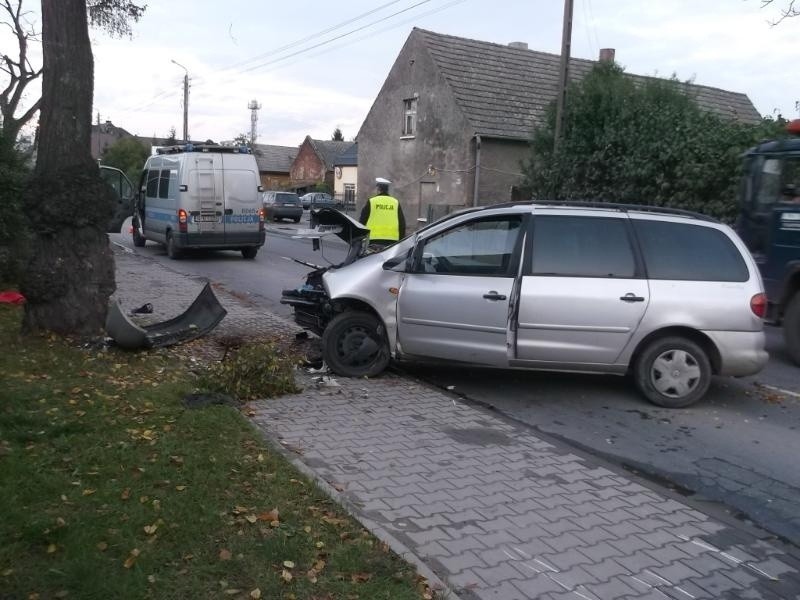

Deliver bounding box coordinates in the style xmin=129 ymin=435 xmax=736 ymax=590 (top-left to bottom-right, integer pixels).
xmin=241 ymin=247 xmax=258 ymax=259
xmin=132 ymin=217 xmax=146 ymax=247
xmin=322 ymin=311 xmax=390 ymax=378
xmin=166 ymin=232 xmax=181 ymax=260
xmin=634 ymin=336 xmax=711 ymax=408
xmin=784 ymin=293 xmax=800 ymax=366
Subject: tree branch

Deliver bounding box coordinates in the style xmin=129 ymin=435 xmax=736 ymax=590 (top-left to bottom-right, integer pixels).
xmin=760 ymin=0 xmax=799 ymax=25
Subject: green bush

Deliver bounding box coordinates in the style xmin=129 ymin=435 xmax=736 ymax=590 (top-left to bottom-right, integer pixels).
xmin=198 ymin=341 xmax=300 ymax=401
xmin=0 ymin=135 xmax=29 ymax=281
xmin=100 ymin=136 xmax=149 ymax=184
xmin=523 ymin=62 xmax=786 ymax=222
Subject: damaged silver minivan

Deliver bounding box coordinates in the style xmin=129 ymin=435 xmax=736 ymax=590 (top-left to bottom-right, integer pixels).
xmin=281 ymin=202 xmax=768 ymax=408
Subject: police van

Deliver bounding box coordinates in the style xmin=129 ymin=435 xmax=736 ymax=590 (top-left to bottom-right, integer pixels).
xmin=132 ymin=144 xmax=265 ymax=259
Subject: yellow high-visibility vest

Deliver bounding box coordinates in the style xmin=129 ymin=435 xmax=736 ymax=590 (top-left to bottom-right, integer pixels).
xmin=365 ymin=195 xmax=400 ymax=240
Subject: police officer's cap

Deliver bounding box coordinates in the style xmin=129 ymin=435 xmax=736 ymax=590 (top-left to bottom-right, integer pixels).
xmin=375 ymin=177 xmax=392 ymax=185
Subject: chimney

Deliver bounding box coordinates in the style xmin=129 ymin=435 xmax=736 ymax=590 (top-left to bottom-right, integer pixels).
xmin=508 ymin=41 xmax=528 ymax=50
xmin=599 ymin=48 xmax=615 ymax=63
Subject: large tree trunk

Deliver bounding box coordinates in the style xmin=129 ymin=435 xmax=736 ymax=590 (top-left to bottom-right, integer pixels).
xmin=20 ymin=0 xmax=115 ymax=337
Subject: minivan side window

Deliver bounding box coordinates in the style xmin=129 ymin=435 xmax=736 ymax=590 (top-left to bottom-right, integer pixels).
xmin=531 ymin=216 xmax=636 ymax=278
xmin=146 ymin=169 xmax=160 ymax=198
xmin=418 ymin=216 xmax=522 ymax=276
xmin=633 ymin=220 xmax=749 ymax=282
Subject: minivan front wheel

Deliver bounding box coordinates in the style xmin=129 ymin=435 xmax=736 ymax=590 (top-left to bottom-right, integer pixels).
xmin=322 ymin=311 xmax=390 ymax=378
xmin=634 ymin=337 xmax=711 ymax=408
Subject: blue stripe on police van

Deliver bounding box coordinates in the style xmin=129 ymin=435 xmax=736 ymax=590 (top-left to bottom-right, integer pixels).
xmin=223 ymin=215 xmax=260 ymax=224
xmin=145 ymin=211 xmax=178 ymax=223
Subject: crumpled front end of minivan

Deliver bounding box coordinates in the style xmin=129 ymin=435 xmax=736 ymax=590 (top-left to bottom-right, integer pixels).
xmin=279 ymin=208 xmax=373 ymax=335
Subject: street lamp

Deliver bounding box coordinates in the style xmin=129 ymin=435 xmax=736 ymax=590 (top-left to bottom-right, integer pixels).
xmin=171 ymin=59 xmax=189 ymax=143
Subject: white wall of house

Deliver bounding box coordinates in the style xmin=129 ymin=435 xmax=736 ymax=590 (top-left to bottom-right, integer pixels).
xmin=334 ymin=165 xmax=357 ymax=197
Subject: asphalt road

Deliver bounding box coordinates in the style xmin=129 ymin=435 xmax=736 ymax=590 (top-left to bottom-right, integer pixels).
xmin=110 ymin=217 xmax=800 ymax=548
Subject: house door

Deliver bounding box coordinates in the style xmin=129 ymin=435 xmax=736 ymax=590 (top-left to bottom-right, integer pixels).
xmin=418 ymin=181 xmax=436 ymax=228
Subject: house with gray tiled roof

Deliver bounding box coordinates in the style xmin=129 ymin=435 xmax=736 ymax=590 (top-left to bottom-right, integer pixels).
xmin=253 ymin=143 xmax=299 ymax=190
xmin=289 ymin=136 xmax=353 ymax=194
xmin=357 ymin=28 xmax=762 ymax=225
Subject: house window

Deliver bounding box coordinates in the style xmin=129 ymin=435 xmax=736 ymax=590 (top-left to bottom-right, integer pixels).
xmin=402 ymin=97 xmax=417 ymax=136
xmin=344 ymin=183 xmax=356 ymax=206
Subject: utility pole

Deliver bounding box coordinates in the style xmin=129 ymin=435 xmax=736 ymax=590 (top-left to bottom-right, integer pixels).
xmin=171 ymin=59 xmax=189 ymax=143
xmin=553 ymin=0 xmax=574 ymax=151
xmin=248 ymin=99 xmax=261 ymax=146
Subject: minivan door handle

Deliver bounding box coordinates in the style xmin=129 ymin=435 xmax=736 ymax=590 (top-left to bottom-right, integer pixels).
xmin=483 ymin=291 xmax=507 ymax=301
xmin=620 ymin=293 xmax=645 ymax=302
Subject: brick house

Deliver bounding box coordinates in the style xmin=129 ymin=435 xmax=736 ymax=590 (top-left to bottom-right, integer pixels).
xmin=289 ymin=136 xmax=352 ymax=194
xmin=253 ymin=144 xmax=299 ymax=191
xmin=356 ymin=28 xmax=762 ymax=225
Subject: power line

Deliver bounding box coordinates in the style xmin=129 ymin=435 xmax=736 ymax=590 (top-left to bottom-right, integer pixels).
xmin=247 ymin=0 xmax=467 ymax=77
xmin=119 ymin=0 xmax=464 ymax=124
xmin=235 ymin=0 xmax=435 ymax=76
xmin=217 ymin=0 xmax=407 ymax=74
xmin=152 ymin=0 xmax=440 ymax=107
xmin=122 ymin=0 xmax=416 ymax=113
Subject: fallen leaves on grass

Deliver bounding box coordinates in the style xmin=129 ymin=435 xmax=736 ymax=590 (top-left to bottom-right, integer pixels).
xmin=123 ymin=548 xmax=140 ymax=569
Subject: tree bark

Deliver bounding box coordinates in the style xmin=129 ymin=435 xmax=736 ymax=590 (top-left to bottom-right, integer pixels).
xmin=20 ymin=0 xmax=115 ymax=337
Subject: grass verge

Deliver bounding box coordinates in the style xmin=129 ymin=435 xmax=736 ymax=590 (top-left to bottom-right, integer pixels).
xmin=0 ymin=304 xmax=431 ymax=600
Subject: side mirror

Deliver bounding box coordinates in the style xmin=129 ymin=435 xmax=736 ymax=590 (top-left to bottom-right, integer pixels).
xmin=382 ymin=248 xmax=413 ymax=272
xmin=382 ymin=255 xmax=406 ymax=271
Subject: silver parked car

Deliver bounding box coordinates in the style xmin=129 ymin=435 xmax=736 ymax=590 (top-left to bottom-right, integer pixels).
xmin=281 ymin=203 xmax=768 ymax=408
xmin=301 ymin=192 xmax=336 ymax=210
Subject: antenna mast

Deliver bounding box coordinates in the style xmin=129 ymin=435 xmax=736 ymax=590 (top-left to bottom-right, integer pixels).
xmin=248 ymin=99 xmax=261 ymax=145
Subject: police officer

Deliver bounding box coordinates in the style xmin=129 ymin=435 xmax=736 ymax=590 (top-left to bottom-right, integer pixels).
xmin=359 ymin=177 xmax=406 ymax=248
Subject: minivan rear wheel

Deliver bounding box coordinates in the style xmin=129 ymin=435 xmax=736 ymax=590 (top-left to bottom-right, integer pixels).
xmin=241 ymin=247 xmax=258 ymax=259
xmin=634 ymin=336 xmax=711 ymax=408
xmin=322 ymin=311 xmax=390 ymax=378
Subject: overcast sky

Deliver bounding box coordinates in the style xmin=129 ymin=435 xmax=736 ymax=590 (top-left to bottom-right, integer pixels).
xmin=6 ymin=0 xmax=799 ymax=146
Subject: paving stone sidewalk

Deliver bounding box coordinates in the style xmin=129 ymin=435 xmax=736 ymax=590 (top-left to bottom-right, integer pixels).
xmin=113 ymin=244 xmax=800 ymax=600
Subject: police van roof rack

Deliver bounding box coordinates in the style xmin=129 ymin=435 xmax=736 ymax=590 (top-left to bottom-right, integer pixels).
xmin=526 ymin=200 xmax=718 ymax=223
xmin=156 ymin=144 xmax=252 ymax=155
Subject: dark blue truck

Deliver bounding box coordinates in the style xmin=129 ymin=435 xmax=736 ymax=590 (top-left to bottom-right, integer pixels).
xmin=737 ymin=119 xmax=800 ymax=365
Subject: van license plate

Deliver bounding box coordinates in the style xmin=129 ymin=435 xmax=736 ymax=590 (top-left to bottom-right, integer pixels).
xmin=197 ymin=215 xmax=218 ymax=222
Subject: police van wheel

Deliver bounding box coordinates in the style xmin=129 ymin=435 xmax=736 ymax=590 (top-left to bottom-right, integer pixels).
xmin=322 ymin=311 xmax=390 ymax=378
xmin=166 ymin=232 xmax=181 ymax=260
xmin=132 ymin=218 xmax=146 ymax=247
xmin=241 ymin=247 xmax=258 ymax=260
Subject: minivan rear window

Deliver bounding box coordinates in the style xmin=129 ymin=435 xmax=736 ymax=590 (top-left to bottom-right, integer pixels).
xmin=633 ymin=220 xmax=749 ymax=282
